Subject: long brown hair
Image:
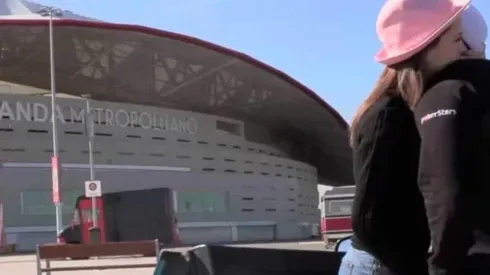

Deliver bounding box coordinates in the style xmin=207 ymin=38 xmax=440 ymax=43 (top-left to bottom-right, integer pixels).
xmin=350 ymin=39 xmax=441 ymax=146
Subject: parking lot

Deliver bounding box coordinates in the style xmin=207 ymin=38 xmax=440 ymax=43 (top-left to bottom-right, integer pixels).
xmin=0 ymin=241 xmax=327 ymax=275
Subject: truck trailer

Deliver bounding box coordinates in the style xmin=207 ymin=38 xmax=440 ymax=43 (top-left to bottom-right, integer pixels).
xmin=59 ymin=188 xmax=177 ymax=246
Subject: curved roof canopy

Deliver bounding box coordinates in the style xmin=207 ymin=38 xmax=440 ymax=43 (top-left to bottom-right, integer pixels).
xmin=0 ymin=0 xmax=96 ymax=21
xmin=0 ymin=0 xmax=353 ymax=186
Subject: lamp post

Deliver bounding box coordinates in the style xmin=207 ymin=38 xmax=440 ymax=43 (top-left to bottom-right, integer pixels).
xmin=38 ymin=7 xmax=64 ymax=240
xmin=81 ymin=94 xmax=98 ymax=229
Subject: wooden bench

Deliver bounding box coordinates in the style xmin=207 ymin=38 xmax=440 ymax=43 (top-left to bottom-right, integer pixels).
xmin=35 ymin=239 xmax=160 ymax=275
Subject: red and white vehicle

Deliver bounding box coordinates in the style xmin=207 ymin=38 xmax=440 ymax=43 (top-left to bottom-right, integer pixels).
xmin=320 ymin=185 xmax=354 ymax=246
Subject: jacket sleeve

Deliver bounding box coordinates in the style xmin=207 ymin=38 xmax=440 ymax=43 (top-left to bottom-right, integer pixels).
xmin=414 ymin=80 xmax=479 ymax=274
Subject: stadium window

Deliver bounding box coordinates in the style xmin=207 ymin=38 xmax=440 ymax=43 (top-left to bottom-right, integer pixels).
xmin=175 ymin=190 xmax=228 ymax=213
xmin=20 ymin=189 xmax=81 ymax=216
xmin=95 ymin=132 xmax=112 ymax=137
xmin=82 ymin=150 xmax=101 ymax=155
xmin=27 ymin=129 xmax=48 ymax=134
xmin=45 ymin=149 xmax=66 ymax=153
xmin=118 ymin=152 xmax=135 ymax=156
xmin=1 ymin=148 xmax=26 ymax=152
xmin=216 ymin=120 xmax=241 ymax=136
xmin=65 ymin=131 xmax=83 ymax=135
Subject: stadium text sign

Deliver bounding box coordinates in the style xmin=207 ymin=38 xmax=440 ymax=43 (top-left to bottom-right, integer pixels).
xmin=0 ymin=100 xmax=198 ymax=135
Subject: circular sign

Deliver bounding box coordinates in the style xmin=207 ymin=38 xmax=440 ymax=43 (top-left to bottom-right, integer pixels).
xmin=88 ymin=182 xmax=98 ymax=191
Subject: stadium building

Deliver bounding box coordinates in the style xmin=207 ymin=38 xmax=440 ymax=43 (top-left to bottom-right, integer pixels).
xmin=0 ymin=0 xmax=353 ymax=251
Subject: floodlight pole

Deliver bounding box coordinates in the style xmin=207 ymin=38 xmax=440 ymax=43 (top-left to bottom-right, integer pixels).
xmin=39 ymin=7 xmax=63 ymax=242
xmin=48 ymin=9 xmax=63 ymax=240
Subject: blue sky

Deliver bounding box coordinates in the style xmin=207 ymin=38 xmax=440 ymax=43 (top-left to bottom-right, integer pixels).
xmin=35 ymin=0 xmax=490 ymax=122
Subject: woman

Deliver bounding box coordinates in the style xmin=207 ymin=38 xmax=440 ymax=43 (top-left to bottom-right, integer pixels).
xmin=414 ymin=8 xmax=490 ymax=275
xmin=338 ymin=0 xmax=472 ymax=274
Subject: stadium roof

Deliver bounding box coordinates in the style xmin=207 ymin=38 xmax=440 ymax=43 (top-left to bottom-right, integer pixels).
xmin=0 ymin=0 xmax=353 ymax=186
xmin=0 ymin=0 xmax=96 ymax=21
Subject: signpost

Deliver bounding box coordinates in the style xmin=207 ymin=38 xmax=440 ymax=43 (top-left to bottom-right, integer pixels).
xmin=84 ymin=180 xmax=102 ymax=244
xmin=84 ymin=180 xmax=102 ymax=198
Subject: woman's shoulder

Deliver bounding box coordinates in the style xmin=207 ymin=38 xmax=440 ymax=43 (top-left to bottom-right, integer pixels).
xmin=362 ymin=96 xmax=411 ymax=123
xmin=421 ymin=79 xmax=476 ymax=104
xmin=354 ymin=96 xmax=415 ymax=149
xmin=425 ymin=59 xmax=490 ymax=96
xmin=427 ymin=59 xmax=490 ymax=86
xmin=358 ymin=96 xmax=412 ymax=135
xmin=420 ymin=80 xmax=480 ymax=113
xmin=419 ymin=59 xmax=490 ymax=110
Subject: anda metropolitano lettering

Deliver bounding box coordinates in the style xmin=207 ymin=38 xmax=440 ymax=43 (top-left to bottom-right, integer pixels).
xmin=0 ymin=100 xmax=198 ymax=134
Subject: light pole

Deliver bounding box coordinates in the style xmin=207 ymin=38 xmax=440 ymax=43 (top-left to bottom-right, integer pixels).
xmin=38 ymin=7 xmax=64 ymax=240
xmin=81 ymin=94 xmax=98 ymax=229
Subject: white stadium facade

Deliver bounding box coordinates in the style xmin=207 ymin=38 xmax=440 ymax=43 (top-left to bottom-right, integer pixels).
xmin=0 ymin=0 xmax=353 ymax=251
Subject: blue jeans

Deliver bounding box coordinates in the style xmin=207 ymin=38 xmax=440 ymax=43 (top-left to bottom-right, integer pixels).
xmin=338 ymin=247 xmax=380 ymax=275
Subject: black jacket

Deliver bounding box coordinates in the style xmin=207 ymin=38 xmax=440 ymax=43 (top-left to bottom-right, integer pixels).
xmin=415 ymin=59 xmax=490 ymax=275
xmin=351 ymin=95 xmax=430 ymax=275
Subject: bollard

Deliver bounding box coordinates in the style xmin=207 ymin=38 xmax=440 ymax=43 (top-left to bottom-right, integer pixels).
xmin=89 ymin=227 xmax=101 ymax=244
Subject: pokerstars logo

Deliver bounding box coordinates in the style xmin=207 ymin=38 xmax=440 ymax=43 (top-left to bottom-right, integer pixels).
xmin=420 ymin=109 xmax=457 ymax=124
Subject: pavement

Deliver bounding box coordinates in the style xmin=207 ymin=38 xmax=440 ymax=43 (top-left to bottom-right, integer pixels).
xmin=0 ymin=241 xmax=328 ymax=275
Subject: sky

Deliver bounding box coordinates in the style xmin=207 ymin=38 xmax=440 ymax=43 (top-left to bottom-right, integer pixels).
xmin=32 ymin=0 xmax=490 ymax=198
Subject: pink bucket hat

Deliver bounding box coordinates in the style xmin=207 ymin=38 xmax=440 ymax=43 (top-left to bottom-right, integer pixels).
xmin=375 ymin=0 xmax=471 ymax=65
